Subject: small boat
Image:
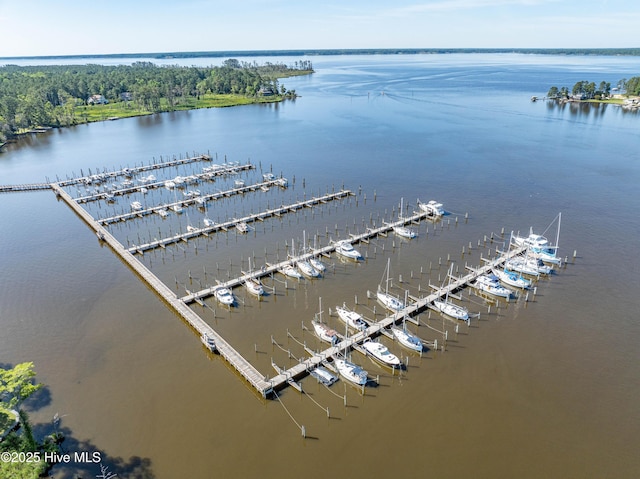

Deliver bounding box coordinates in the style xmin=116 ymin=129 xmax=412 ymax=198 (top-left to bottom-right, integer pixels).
xmin=260 ymin=185 xmax=270 ymax=192
xmin=156 ymin=208 xmax=168 ymax=218
xmin=173 ymin=176 xmax=185 ymax=186
xmin=432 ymin=299 xmax=470 ymax=321
xmin=244 ymin=277 xmax=264 ymax=297
xmin=201 ymin=333 xmax=216 ymax=352
xmin=492 ymin=267 xmax=532 ymax=289
xmin=312 ymin=319 xmax=340 ymax=344
xmin=164 ymin=180 xmax=176 ymax=189
xmin=361 ymin=339 xmax=402 ymax=369
xmin=235 ymin=222 xmax=249 ymax=233
xmin=203 ymin=218 xmax=216 ymax=228
xmin=130 ymin=201 xmax=143 ymax=211
xmin=214 ymin=287 xmax=235 ymax=306
xmin=418 ymin=199 xmax=445 ymax=216
xmin=473 ymin=274 xmax=512 ymax=298
xmin=104 ymin=193 xmax=115 ymax=203
xmin=275 ymin=177 xmax=288 ymax=188
xmin=170 ymin=203 xmax=183 ymax=214
xmin=333 ymin=356 xmax=368 ymax=386
xmin=512 ymin=214 xmax=562 ymax=265
xmin=234 ymin=179 xmax=245 ymax=187
xmin=377 ymin=290 xmax=404 ymax=311
xmin=377 ymin=258 xmax=404 ymax=312
xmin=392 ymin=198 xmax=417 ymax=238
xmin=186 ymin=225 xmax=198 ymax=233
xmin=310 ymin=366 xmax=338 ymax=386
xmin=505 ymin=255 xmax=552 ymax=276
xmin=309 ymin=256 xmax=326 ymax=272
xmin=280 ymin=264 xmax=303 ymax=279
xmin=263 ymin=172 xmax=276 ymax=181
xmin=391 ymin=327 xmax=424 ymax=352
xmin=335 ymin=304 xmax=368 ymax=331
xmin=297 ymin=260 xmax=321 ymax=278
xmin=195 ymin=196 xmax=206 ymax=206
xmin=335 ymin=240 xmax=361 ymax=260
xmin=140 ymin=187 xmax=148 ymax=194
xmin=393 ymin=224 xmax=417 ymax=239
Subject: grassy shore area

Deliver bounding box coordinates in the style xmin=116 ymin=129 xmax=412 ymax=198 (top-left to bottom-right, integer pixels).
xmin=74 ymin=93 xmax=285 ymax=123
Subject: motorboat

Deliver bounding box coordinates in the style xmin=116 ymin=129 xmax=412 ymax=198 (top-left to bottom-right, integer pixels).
xmin=335 ymin=240 xmax=361 ymax=260
xmin=201 ymin=333 xmax=216 ymax=352
xmin=418 ymin=199 xmax=445 ymax=216
xmin=473 ymin=274 xmax=512 ymax=298
xmin=492 ymin=267 xmax=532 ymax=289
xmin=275 ymin=177 xmax=288 ymax=188
xmin=235 ymin=221 xmax=249 ymax=233
xmin=203 ymin=218 xmax=215 ymax=227
xmin=312 ymin=319 xmax=340 ymax=344
xmin=391 ymin=327 xmax=424 ymax=352
xmin=186 ymin=225 xmax=198 ymax=233
xmin=361 ymin=339 xmax=402 ymax=369
xmin=310 ymin=366 xmax=338 ymax=386
xmin=280 ymin=264 xmax=302 ymax=279
xmin=263 ymin=172 xmax=276 ymax=181
xmin=244 ymin=277 xmax=264 ymax=297
xmin=512 ymin=213 xmax=562 ymax=265
xmin=164 ymin=180 xmax=176 ymax=189
xmin=297 ymin=260 xmax=321 ymax=278
xmin=214 ymin=287 xmax=235 ymax=306
xmin=155 ymin=208 xmax=168 ymax=218
xmin=234 ymin=179 xmax=245 ymax=187
xmin=333 ymin=356 xmax=368 ymax=386
xmin=170 ymin=203 xmax=183 ymax=214
xmin=335 ymin=304 xmax=368 ymax=331
xmin=130 ymin=201 xmax=143 ymax=211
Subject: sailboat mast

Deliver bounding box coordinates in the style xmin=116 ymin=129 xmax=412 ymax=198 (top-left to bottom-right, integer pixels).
xmin=555 ymin=212 xmax=561 ymax=251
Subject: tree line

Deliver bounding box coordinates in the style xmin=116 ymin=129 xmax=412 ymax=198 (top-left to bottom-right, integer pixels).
xmin=547 ymin=76 xmax=640 ymax=100
xmin=0 ymin=60 xmax=313 ymax=142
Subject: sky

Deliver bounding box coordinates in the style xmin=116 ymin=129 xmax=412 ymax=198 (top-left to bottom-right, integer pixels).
xmin=0 ymin=0 xmax=638 ymax=57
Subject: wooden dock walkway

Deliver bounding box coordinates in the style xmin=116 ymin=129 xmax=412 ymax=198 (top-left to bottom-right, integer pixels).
xmin=97 ymin=177 xmax=284 ymax=225
xmin=181 ymin=208 xmax=440 ymax=304
xmin=50 ymin=182 xmax=274 ymax=397
xmin=128 ymin=189 xmax=353 ymax=254
xmin=0 ymin=183 xmax=52 ymax=193
xmin=56 ymin=153 xmax=214 ymax=188
xmin=75 ymin=163 xmax=255 ymax=204
xmin=265 ymin=244 xmax=527 ymax=392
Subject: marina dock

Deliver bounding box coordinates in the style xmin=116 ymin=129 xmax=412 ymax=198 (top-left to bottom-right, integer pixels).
xmin=34 ymin=154 xmax=538 ymax=399
xmin=50 ymin=182 xmax=275 ymax=396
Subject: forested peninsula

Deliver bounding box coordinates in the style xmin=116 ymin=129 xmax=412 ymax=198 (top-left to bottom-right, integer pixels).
xmin=0 ymin=59 xmax=313 ymax=143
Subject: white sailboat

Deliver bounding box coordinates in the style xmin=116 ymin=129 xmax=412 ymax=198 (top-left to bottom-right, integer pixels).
xmin=243 ymin=259 xmax=264 ymax=297
xmin=377 ymin=258 xmax=404 ymax=312
xmin=391 ymin=325 xmax=424 ymax=352
xmin=512 ymin=213 xmax=562 ymax=264
xmin=492 ymin=266 xmax=532 ymax=289
xmin=392 ymin=197 xmax=417 ymax=239
xmin=333 ymin=355 xmax=368 ymax=386
xmin=432 ymin=264 xmax=470 ymax=321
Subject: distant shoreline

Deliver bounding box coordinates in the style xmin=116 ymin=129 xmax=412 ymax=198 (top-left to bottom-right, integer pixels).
xmin=2 ymin=47 xmax=640 ymax=61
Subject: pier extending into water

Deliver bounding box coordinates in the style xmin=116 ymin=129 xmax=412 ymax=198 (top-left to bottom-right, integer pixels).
xmin=51 ymin=182 xmax=275 ymax=397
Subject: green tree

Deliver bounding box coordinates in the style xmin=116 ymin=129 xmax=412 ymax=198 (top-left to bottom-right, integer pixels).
xmin=547 ymin=86 xmax=559 ymax=98
xmin=0 ymin=362 xmax=43 ymax=412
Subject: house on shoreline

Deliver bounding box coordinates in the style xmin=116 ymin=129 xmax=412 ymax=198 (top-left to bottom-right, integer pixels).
xmin=87 ymin=94 xmax=108 ymax=105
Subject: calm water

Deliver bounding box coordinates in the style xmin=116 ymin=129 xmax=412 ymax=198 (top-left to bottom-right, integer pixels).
xmin=1 ymin=54 xmax=639 ymax=478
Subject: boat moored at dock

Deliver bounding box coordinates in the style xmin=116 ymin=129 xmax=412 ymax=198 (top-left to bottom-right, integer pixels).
xmin=333 ymin=356 xmax=368 ymax=386
xmin=391 ymin=327 xmax=424 ymax=352
xmin=336 ymin=304 xmax=368 ymax=331
xmin=361 ymin=339 xmax=402 ymax=369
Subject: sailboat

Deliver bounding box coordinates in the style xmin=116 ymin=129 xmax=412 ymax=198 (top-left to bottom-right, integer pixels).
xmin=391 ymin=322 xmax=424 ymax=352
xmin=392 ymin=197 xmax=417 ymax=239
xmin=432 ymin=264 xmax=470 ymax=321
xmin=333 ymin=355 xmax=368 ymax=386
xmin=492 ymin=266 xmax=532 ymax=289
xmin=512 ymin=213 xmax=562 ymax=264
xmin=294 ymin=236 xmax=320 ymax=278
xmin=243 ymin=258 xmax=264 ymax=297
xmin=312 ymin=297 xmax=340 ymax=344
xmin=377 ymin=258 xmax=404 ymax=312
